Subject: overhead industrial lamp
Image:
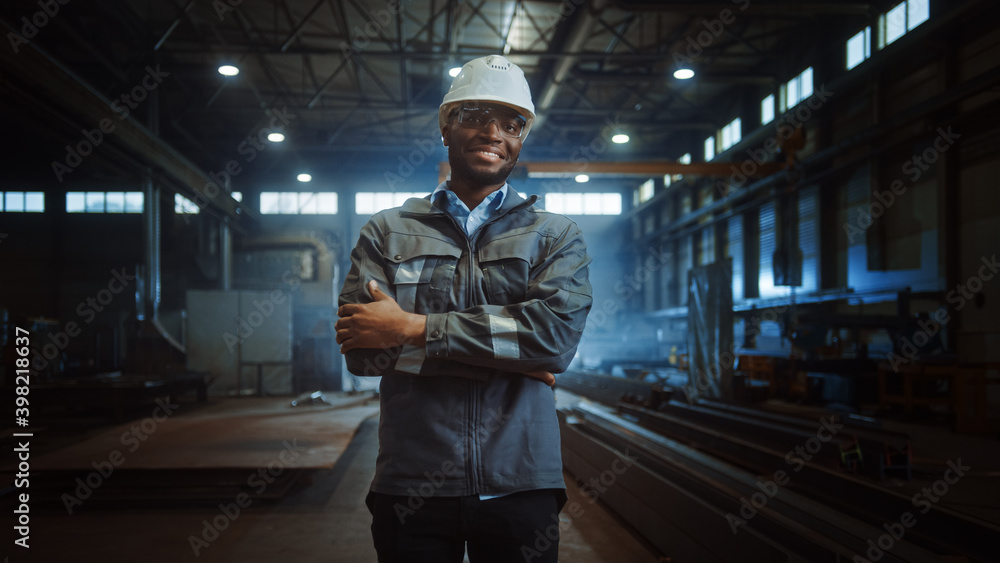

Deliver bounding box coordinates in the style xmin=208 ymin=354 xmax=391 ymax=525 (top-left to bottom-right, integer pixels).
xmin=218 ymin=64 xmax=240 ymax=77
xmin=673 ymin=68 xmax=695 ymax=80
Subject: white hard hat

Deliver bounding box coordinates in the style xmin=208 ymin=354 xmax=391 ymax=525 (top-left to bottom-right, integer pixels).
xmin=439 ymin=55 xmax=536 ymax=140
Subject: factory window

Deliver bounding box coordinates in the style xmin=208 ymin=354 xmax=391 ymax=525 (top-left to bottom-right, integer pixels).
xmin=761 ymin=94 xmax=775 ymax=125
xmin=780 ymin=67 xmax=813 ymax=112
xmin=259 ymin=192 xmax=337 ymax=214
xmin=175 ymin=194 xmax=199 ymax=214
xmin=720 ymin=118 xmax=742 ymax=151
xmin=728 ymin=215 xmax=744 ymax=301
xmin=704 ymin=136 xmax=716 ymax=161
xmin=846 ymin=27 xmax=872 ymax=70
xmin=2 ymin=191 xmax=44 ymax=212
xmin=758 ymin=201 xmax=790 ymax=298
xmin=355 ymin=192 xmax=426 ymax=215
xmin=544 ymin=193 xmax=622 ymax=215
xmin=66 ymin=191 xmax=143 ymax=213
xmin=879 ymin=1 xmax=929 ymax=49
xmin=637 ymin=179 xmax=655 ymax=205
xmin=173 ymin=192 xmax=237 ymax=214
xmin=909 ymin=0 xmax=930 ymax=29
xmin=883 ymin=4 xmax=907 ymax=46
xmin=696 ymin=227 xmax=715 ymax=266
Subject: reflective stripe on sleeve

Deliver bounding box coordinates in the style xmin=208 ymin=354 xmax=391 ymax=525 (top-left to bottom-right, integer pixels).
xmin=488 ymin=315 xmax=519 ymax=359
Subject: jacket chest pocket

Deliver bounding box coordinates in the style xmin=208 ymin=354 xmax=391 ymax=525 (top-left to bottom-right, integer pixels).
xmin=478 ymin=235 xmax=536 ymax=304
xmin=385 ymin=236 xmax=461 ymax=314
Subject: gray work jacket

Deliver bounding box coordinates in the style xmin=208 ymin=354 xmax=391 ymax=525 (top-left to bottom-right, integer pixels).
xmin=338 ymin=186 xmax=592 ymax=496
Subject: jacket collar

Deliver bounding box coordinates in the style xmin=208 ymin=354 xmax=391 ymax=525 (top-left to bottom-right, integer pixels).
xmin=402 ymin=183 xmax=536 ymax=216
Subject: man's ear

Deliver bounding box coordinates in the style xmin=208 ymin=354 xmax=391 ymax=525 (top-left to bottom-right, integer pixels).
xmin=440 ymin=126 xmax=450 ymax=147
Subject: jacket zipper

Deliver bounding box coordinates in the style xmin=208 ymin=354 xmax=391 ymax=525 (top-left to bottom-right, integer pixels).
xmin=421 ymin=195 xmax=538 ymax=495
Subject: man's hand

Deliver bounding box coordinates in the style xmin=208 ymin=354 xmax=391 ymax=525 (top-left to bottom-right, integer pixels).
xmin=336 ymin=280 xmax=426 ymax=353
xmin=523 ymin=371 xmax=556 ymax=387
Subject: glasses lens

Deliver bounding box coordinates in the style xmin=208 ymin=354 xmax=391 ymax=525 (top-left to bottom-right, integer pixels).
xmin=459 ymin=107 xmax=525 ymax=138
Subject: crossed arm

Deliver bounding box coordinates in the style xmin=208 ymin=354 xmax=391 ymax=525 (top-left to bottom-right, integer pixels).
xmin=335 ymin=280 xmax=557 ymax=386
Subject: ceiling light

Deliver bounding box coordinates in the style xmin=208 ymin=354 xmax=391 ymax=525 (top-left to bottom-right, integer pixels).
xmin=448 ymin=67 xmax=462 ymax=77
xmin=218 ymin=64 xmax=240 ymax=77
xmin=673 ymin=68 xmax=695 ymax=80
xmin=575 ymin=174 xmax=590 ymax=183
xmin=612 ymin=134 xmax=630 ymax=144
xmin=267 ymin=133 xmax=285 ymax=143
xmin=297 ymin=173 xmax=312 ymax=183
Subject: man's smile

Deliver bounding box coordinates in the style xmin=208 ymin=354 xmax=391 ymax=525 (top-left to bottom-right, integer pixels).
xmin=470 ymin=147 xmax=505 ymax=162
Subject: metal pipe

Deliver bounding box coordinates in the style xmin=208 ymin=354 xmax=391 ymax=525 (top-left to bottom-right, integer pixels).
xmin=142 ymin=170 xmax=160 ymax=319
xmin=153 ymin=0 xmax=196 ymax=52
xmin=533 ymin=0 xmax=610 ymax=130
xmin=220 ymin=221 xmax=232 ymax=291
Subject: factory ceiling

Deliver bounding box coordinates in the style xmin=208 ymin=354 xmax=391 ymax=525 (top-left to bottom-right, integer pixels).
xmin=0 ymin=0 xmax=887 ymax=188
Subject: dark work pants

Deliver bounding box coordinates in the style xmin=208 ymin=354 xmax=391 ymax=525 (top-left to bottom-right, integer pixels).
xmin=366 ymin=489 xmax=566 ymax=563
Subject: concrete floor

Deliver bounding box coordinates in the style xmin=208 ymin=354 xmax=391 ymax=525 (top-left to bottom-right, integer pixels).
xmin=4 ymin=395 xmax=662 ymax=563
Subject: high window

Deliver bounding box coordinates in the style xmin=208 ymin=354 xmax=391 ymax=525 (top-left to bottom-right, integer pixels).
xmin=355 ymin=192 xmax=425 ymax=214
xmin=259 ymin=192 xmax=338 ymax=214
xmin=879 ymin=1 xmax=930 ymax=49
xmin=545 ymin=193 xmax=622 ymax=215
xmin=780 ymin=67 xmax=814 ymax=112
xmin=2 ymin=191 xmax=44 ymax=212
xmin=66 ymin=191 xmax=143 ymax=213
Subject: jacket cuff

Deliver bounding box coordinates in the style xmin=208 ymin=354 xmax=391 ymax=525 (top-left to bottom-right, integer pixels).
xmin=425 ymin=313 xmax=448 ymax=359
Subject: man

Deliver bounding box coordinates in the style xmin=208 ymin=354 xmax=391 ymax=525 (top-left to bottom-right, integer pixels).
xmin=335 ymin=55 xmax=592 ymax=563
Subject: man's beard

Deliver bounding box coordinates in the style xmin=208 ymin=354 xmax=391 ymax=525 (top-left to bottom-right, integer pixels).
xmin=448 ymin=143 xmax=517 ymax=186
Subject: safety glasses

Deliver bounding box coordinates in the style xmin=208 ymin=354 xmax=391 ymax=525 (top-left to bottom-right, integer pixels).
xmin=457 ymin=105 xmax=527 ymax=139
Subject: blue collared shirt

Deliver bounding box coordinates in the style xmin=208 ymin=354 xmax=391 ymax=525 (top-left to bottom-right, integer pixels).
xmin=431 ymin=181 xmax=507 ymax=236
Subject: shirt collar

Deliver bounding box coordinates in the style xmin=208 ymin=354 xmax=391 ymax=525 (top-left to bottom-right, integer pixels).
xmin=431 ymin=181 xmax=507 ymax=211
